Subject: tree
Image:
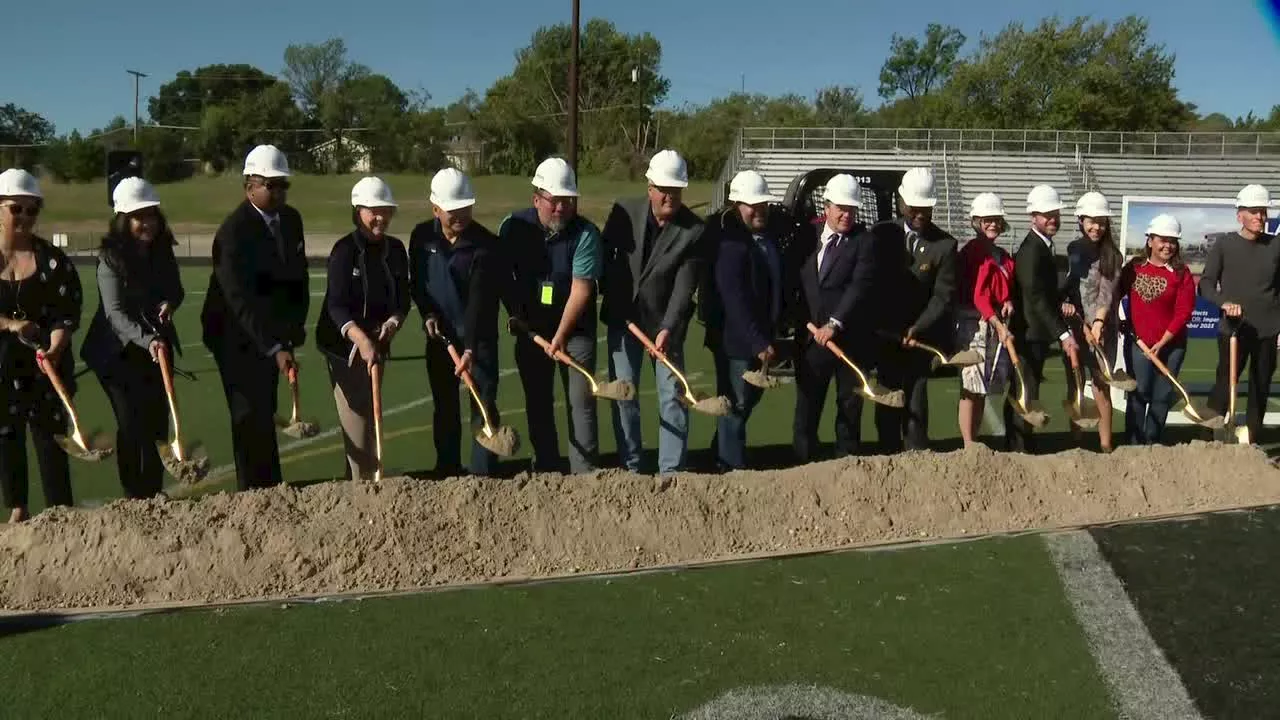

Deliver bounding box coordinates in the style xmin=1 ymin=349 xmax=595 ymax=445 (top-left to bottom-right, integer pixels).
xmin=41 ymin=131 xmax=104 ymax=182
xmin=943 ymin=16 xmax=1194 ymax=132
xmin=814 ymin=86 xmax=868 ymax=127
xmin=148 ymin=65 xmax=280 ymax=127
xmin=318 ymin=73 xmax=409 ymax=172
xmin=878 ymin=24 xmax=966 ymax=101
xmin=0 ymin=104 xmax=55 ymax=168
xmin=282 ymin=38 xmax=370 ymax=118
xmin=197 ymin=83 xmax=306 ymax=173
xmin=662 ymin=93 xmax=815 ymax=180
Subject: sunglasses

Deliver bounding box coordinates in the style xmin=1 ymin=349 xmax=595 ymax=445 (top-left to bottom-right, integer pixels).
xmin=3 ymin=203 xmax=39 ymax=218
xmin=251 ymin=178 xmax=290 ymax=191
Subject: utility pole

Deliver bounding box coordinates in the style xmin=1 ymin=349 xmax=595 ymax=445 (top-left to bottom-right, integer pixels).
xmin=126 ymin=69 xmax=148 ymax=144
xmin=567 ymin=0 xmax=580 ymax=173
xmin=741 ymin=73 xmax=745 ymax=93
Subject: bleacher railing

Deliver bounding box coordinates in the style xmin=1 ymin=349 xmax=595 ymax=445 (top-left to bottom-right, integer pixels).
xmin=736 ymin=127 xmax=1280 ymax=157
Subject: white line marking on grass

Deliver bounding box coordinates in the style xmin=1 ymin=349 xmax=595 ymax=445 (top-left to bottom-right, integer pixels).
xmin=1044 ymin=531 xmax=1203 ymax=720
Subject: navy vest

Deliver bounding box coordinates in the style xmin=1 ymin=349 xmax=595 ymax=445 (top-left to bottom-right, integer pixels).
xmin=503 ymin=208 xmax=596 ymax=337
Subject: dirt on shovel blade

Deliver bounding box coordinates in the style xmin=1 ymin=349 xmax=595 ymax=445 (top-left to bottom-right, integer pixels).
xmin=692 ymin=396 xmax=733 ymax=416
xmin=2 ymin=442 xmax=1278 ymax=613
xmin=595 ymin=380 xmax=635 ymax=401
xmin=282 ymin=421 xmax=320 ymax=439
xmin=478 ymin=425 xmax=520 ymax=457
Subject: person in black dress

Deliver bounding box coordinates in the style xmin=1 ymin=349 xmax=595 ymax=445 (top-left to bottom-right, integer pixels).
xmin=0 ymin=168 xmax=84 ymax=522
xmin=81 ymin=177 xmax=184 ymax=500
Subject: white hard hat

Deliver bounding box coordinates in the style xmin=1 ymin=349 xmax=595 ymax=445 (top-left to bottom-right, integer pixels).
xmin=969 ymin=192 xmax=1005 ymax=217
xmin=1074 ymin=191 xmax=1111 ymax=218
xmin=822 ymin=174 xmax=863 ymax=207
xmin=727 ymin=170 xmax=777 ymax=205
xmin=112 ymin=177 xmax=161 ymax=215
xmin=1236 ymin=184 xmax=1271 ymax=209
xmin=1026 ymin=184 xmax=1064 ymax=214
xmin=645 ymin=149 xmax=689 ymax=188
xmin=898 ymin=167 xmax=937 ymax=208
xmin=1146 ymin=213 xmax=1182 ymax=239
xmin=532 ymin=157 xmax=579 ymax=197
xmin=429 ymin=168 xmax=476 ymax=211
xmin=0 ymin=168 xmax=42 ymax=199
xmin=242 ymin=144 xmax=291 ymax=178
xmin=351 ymin=176 xmax=397 ymax=208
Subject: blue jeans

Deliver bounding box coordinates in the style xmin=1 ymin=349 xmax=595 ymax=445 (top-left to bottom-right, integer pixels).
xmin=1124 ymin=342 xmax=1186 ymax=445
xmin=607 ymin=325 xmax=688 ymax=475
xmin=712 ymin=351 xmax=764 ymax=470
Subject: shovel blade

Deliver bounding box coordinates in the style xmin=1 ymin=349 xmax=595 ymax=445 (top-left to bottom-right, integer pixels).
xmin=1107 ymin=370 xmax=1139 ymax=393
xmin=1063 ymin=397 xmax=1101 ymax=430
xmin=944 ymin=349 xmax=984 ymax=367
xmin=741 ymin=370 xmax=781 ymax=390
xmin=593 ymin=379 xmax=636 ymax=401
xmin=863 ymin=382 xmax=905 ymax=408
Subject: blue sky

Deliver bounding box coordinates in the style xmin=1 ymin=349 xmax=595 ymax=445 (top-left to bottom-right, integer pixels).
xmin=11 ymin=0 xmax=1280 ymax=135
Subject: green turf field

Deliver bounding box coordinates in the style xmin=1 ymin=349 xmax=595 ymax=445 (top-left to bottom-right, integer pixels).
xmin=0 ymin=535 xmax=1116 ymax=719
xmin=7 ymin=264 xmax=1262 ymax=515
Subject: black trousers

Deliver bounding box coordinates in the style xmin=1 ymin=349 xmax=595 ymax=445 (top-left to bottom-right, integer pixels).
xmin=96 ymin=355 xmax=168 ymax=499
xmin=1004 ymin=339 xmax=1051 ymax=453
xmin=793 ymin=339 xmax=865 ymax=463
xmin=425 ymin=341 xmax=499 ymax=476
xmin=0 ymin=423 xmax=71 ymax=511
xmin=212 ymin=344 xmax=283 ymax=491
xmin=1207 ymin=326 xmax=1278 ymax=442
xmin=875 ymin=340 xmax=933 ymax=452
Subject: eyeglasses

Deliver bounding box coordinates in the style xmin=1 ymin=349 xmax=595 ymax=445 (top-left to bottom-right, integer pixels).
xmin=535 ymin=192 xmax=575 ymax=208
xmin=3 ymin=203 xmax=39 ymax=218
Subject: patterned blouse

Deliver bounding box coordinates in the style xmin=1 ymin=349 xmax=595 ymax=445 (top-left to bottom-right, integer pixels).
xmin=0 ymin=237 xmax=84 ymax=435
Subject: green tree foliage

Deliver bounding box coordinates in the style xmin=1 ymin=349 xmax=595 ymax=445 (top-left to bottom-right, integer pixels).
xmin=878 ymin=23 xmax=966 ymax=101
xmin=0 ymin=103 xmax=56 ymax=168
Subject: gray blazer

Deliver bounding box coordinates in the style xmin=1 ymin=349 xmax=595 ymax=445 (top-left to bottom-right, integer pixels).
xmin=599 ymin=196 xmax=705 ymax=340
xmin=81 ymin=239 xmax=184 ymax=373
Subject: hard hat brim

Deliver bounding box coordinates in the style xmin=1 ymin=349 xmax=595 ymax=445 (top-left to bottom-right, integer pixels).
xmin=245 ymin=166 xmax=292 ymax=178
xmin=114 ymin=199 xmax=161 ymax=215
xmin=822 ymin=194 xmax=862 ymax=208
xmin=354 ymin=200 xmax=399 ymax=209
xmin=1028 ymin=204 xmax=1065 ymax=213
xmin=645 ymin=170 xmax=688 ymax=188
xmin=532 ymin=181 xmax=580 ymax=198
xmin=899 ymin=192 xmax=938 ymax=208
xmin=432 ymin=196 xmax=476 ymax=212
xmin=729 ymin=192 xmax=777 ymax=205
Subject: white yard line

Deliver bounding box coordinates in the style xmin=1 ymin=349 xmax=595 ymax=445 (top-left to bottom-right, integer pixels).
xmin=1043 ymin=531 xmax=1203 ymax=720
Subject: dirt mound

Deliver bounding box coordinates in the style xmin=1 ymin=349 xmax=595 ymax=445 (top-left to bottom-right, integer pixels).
xmin=2 ymin=442 xmax=1278 ymax=613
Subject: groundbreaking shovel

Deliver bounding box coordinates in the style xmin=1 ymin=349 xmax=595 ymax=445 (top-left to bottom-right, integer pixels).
xmin=1135 ymin=339 xmax=1224 ymax=430
xmin=509 ymin=318 xmax=635 ymax=401
xmin=1071 ymin=316 xmax=1137 ymax=392
xmin=156 ymin=344 xmax=209 ymax=483
xmin=741 ymin=354 xmax=786 ymax=390
xmin=626 ymin=322 xmax=732 ymax=416
xmin=35 ymin=350 xmax=111 ymax=461
xmin=370 ymin=360 xmax=384 ymax=482
xmin=999 ymin=337 xmax=1049 ymax=428
xmin=276 ymin=366 xmax=320 ymax=439
xmin=805 ymin=323 xmax=904 ymax=408
xmin=1225 ymin=320 xmax=1249 ymax=444
xmin=1063 ymin=343 xmax=1101 ymax=430
xmin=878 ymin=330 xmax=981 ymax=370
xmin=444 ymin=341 xmax=520 ymax=457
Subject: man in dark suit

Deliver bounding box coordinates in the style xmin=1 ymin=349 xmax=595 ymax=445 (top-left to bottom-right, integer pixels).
xmin=600 ymin=149 xmax=705 ymax=476
xmin=200 ymin=144 xmax=310 ymax=490
xmin=702 ymin=171 xmax=784 ymax=470
xmin=1006 ymin=184 xmax=1079 ymax=452
xmin=792 ymin=174 xmax=878 ymax=463
xmin=870 ymin=167 xmax=959 ymax=452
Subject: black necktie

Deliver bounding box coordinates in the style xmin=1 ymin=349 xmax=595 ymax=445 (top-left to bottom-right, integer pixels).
xmin=267 ymin=216 xmax=285 ymax=259
xmin=819 ymin=234 xmax=840 ymax=277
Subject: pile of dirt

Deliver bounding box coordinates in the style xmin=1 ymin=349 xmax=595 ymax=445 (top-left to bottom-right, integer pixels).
xmin=2 ymin=442 xmax=1278 ymax=613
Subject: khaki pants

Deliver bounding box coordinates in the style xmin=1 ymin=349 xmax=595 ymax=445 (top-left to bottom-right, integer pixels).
xmin=328 ymin=357 xmax=379 ymax=481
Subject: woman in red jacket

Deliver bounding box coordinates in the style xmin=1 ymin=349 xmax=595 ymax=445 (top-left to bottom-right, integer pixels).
xmin=955 ymin=193 xmax=1015 ymax=447
xmin=1118 ymin=213 xmax=1196 ymax=445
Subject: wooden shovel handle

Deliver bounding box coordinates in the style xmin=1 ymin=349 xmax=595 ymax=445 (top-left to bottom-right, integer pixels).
xmin=35 ymin=352 xmax=81 ymax=433
xmin=445 ymin=342 xmax=482 ymax=398
xmin=370 ymin=361 xmax=384 ymax=479
xmin=999 ymin=335 xmax=1023 ymax=367
xmin=805 ymin=322 xmax=850 ymax=362
xmin=156 ymin=344 xmax=183 ymax=442
xmin=626 ymin=322 xmax=666 ymax=359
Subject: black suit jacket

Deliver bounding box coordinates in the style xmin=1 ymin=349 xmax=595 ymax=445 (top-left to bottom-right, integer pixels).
xmin=795 ymin=222 xmax=877 ymax=344
xmin=600 ymin=197 xmax=705 ymax=340
xmin=1011 ymin=231 xmax=1067 ymax=343
xmin=201 ymin=200 xmax=310 ymax=357
xmin=710 ymin=213 xmax=782 ymax=360
xmin=869 ymin=219 xmax=958 ymax=340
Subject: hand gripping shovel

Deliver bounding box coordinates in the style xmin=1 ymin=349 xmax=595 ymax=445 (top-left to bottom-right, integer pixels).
xmin=444 ymin=342 xmax=520 ymax=457
xmin=156 ymin=345 xmax=209 ymax=483
xmin=276 ymin=366 xmax=320 ymax=439
xmin=878 ymin=330 xmax=982 ymax=370
xmin=626 ymin=323 xmax=732 ymax=416
xmin=999 ymin=336 xmax=1049 ymax=429
xmin=509 ymin=318 xmax=634 ymax=401
xmin=1135 ymin=339 xmax=1223 ymax=430
xmin=1072 ymin=317 xmax=1137 ymax=392
xmin=1063 ymin=343 xmax=1102 ymax=430
xmin=34 ymin=350 xmax=111 ymax=462
xmin=370 ymin=360 xmax=385 ymax=481
xmin=805 ymin=323 xmax=905 ymax=408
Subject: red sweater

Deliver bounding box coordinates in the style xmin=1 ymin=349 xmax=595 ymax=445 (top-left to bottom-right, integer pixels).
xmin=1119 ymin=260 xmax=1197 ymax=346
xmin=958 ymin=237 xmax=1014 ymax=321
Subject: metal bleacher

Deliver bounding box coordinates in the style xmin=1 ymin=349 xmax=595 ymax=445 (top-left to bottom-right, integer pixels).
xmin=717 ymin=127 xmax=1280 ymax=248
